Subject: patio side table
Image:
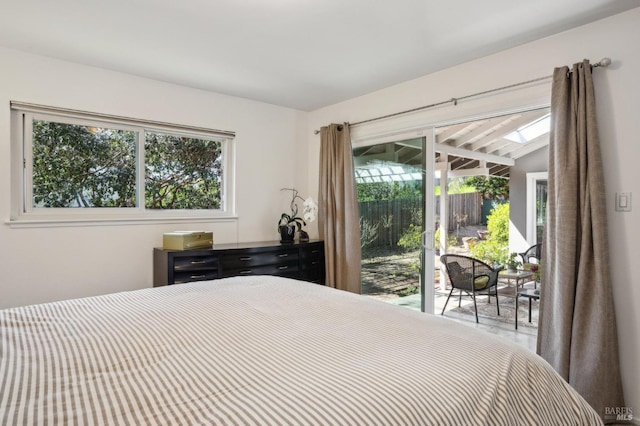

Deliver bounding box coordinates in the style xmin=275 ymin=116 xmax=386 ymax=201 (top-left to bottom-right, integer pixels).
xmin=500 ymin=269 xmax=535 ymax=295
xmin=515 ymin=289 xmax=540 ymax=330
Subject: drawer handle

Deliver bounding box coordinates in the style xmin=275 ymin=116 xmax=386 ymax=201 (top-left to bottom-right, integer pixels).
xmin=311 ymin=261 xmax=319 ymax=265
xmin=311 ymin=250 xmax=320 ymax=254
xmin=277 ymin=253 xmax=289 ymax=258
xmin=278 ymin=266 xmax=289 ymax=270
xmin=190 ymin=260 xmax=207 ymax=265
xmin=240 ymin=256 xmax=252 ymax=261
xmin=190 ymin=275 xmax=206 ymax=279
xmin=239 ymin=270 xmax=253 ymax=275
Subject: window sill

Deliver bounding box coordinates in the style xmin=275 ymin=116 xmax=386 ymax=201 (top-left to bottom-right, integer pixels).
xmin=6 ymin=215 xmax=239 ymax=228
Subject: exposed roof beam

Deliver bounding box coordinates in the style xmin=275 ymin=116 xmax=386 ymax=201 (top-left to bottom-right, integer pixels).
xmin=453 ymin=158 xmax=478 ymax=170
xmin=490 ymin=164 xmax=511 ymax=177
xmin=360 ymin=143 xmax=397 ymax=164
xmin=495 ymin=142 xmax=522 ymax=157
xmin=353 ymin=152 xmax=394 ymax=166
xmin=436 ymin=122 xmax=474 ymax=144
xmin=484 ymin=139 xmax=517 ymax=156
xmin=450 ymin=116 xmax=512 ymax=148
xmin=437 ymin=143 xmax=515 ymax=166
xmin=467 ymin=110 xmax=548 ymax=151
xmin=395 ymin=146 xmax=412 ymax=157
xmin=405 ymin=151 xmax=424 ymax=164
xmin=395 ymin=139 xmax=422 ymax=149
xmin=496 ymin=133 xmax=549 ymax=157
xmin=358 ymin=145 xmax=379 ymax=156
xmin=449 ymin=167 xmax=490 ymax=177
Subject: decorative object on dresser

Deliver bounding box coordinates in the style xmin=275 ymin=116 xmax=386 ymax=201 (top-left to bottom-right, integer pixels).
xmin=162 ymin=231 xmax=213 ymax=250
xmin=298 ymin=229 xmax=310 ymax=243
xmin=154 ymin=240 xmax=325 ymax=286
xmin=278 ymin=188 xmax=317 ymax=243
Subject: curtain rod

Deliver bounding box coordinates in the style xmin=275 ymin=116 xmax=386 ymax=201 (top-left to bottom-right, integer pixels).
xmin=313 ymin=57 xmax=611 ymax=135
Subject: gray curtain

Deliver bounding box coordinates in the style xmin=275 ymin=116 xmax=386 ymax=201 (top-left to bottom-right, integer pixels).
xmin=318 ymin=123 xmax=361 ymax=293
xmin=537 ymin=60 xmax=624 ymax=422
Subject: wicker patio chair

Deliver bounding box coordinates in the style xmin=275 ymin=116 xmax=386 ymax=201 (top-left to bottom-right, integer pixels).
xmin=519 ymin=243 xmax=542 ymax=289
xmin=519 ymin=243 xmax=542 ymax=264
xmin=440 ymin=254 xmax=503 ymax=323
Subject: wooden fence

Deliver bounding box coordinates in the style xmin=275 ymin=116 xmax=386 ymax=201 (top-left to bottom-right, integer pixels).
xmin=358 ymin=192 xmax=483 ymax=248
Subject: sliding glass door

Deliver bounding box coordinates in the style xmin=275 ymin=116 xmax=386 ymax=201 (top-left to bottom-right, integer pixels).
xmin=353 ymin=134 xmax=436 ymax=313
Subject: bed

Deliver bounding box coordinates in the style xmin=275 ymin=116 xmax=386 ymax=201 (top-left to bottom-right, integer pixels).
xmin=1 ymin=275 xmax=601 ymax=425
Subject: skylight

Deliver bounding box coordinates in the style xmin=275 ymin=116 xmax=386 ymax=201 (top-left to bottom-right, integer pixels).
xmin=504 ymin=114 xmax=551 ymax=144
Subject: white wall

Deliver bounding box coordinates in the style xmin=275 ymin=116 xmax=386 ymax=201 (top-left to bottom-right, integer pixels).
xmin=307 ymin=8 xmax=640 ymax=420
xmin=0 ymin=47 xmax=307 ymax=308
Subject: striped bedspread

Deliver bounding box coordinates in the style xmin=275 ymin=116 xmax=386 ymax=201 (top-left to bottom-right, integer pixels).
xmin=1 ymin=275 xmax=601 ymax=425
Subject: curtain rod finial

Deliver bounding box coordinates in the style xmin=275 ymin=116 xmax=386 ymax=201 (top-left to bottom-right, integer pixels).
xmin=596 ymin=58 xmax=611 ymax=67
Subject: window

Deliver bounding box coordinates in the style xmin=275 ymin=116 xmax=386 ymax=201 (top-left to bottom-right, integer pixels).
xmin=31 ymin=119 xmax=138 ymax=209
xmin=526 ymin=172 xmax=548 ymax=244
xmin=144 ymin=131 xmax=224 ymax=210
xmin=11 ymin=102 xmax=235 ymax=224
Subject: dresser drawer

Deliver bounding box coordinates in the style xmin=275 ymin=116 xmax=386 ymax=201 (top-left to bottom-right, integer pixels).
xmin=221 ymin=249 xmax=299 ymax=269
xmin=174 ymin=270 xmax=220 ymax=284
xmin=299 ymin=242 xmax=325 ymax=284
xmin=301 ymin=257 xmax=323 ymax=271
xmin=221 ymin=260 xmax=300 ymax=278
xmin=300 ymin=245 xmax=324 ymax=261
xmin=174 ymin=255 xmax=219 ymax=271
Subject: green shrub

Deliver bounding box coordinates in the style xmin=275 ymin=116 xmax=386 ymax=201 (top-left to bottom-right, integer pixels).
xmin=435 ymin=227 xmax=459 ymax=248
xmin=397 ymin=223 xmax=422 ymax=251
xmin=359 ymin=217 xmax=379 ymax=249
xmin=398 ymin=224 xmax=458 ymax=253
xmin=470 ymin=203 xmax=510 ymax=265
xmin=466 ymin=176 xmax=509 ymax=199
xmin=486 ymin=202 xmax=510 ymax=244
xmin=397 ymin=285 xmax=419 ymax=297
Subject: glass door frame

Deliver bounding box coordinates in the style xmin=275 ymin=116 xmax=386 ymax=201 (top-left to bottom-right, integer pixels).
xmin=350 ymin=91 xmax=553 ymax=313
xmin=421 ymin=130 xmax=436 ymax=314
xmin=352 ymin=129 xmax=437 ymax=314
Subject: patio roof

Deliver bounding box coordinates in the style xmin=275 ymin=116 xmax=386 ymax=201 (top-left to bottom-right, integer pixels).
xmin=353 ymin=108 xmax=550 ymax=179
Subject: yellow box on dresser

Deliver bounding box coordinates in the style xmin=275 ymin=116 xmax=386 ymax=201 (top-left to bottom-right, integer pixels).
xmin=162 ymin=231 xmax=213 ymax=250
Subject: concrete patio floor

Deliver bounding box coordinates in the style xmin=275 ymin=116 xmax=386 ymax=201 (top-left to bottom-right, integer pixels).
xmin=383 ymin=289 xmax=538 ymax=353
xmin=361 ymin=225 xmax=538 ymax=352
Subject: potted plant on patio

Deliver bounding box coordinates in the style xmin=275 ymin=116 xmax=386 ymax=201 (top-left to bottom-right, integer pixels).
xmin=506 ymin=252 xmax=522 ymax=272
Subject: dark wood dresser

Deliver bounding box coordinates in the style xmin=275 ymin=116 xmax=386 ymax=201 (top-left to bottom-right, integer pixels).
xmin=153 ymin=240 xmax=325 ymax=286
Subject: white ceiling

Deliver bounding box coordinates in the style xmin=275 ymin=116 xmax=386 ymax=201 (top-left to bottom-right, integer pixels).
xmin=1 ymin=0 xmax=637 ymax=111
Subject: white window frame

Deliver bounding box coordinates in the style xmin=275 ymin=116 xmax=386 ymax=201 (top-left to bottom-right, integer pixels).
xmin=10 ymin=102 xmax=236 ymax=226
xmin=526 ymin=172 xmax=548 ymax=244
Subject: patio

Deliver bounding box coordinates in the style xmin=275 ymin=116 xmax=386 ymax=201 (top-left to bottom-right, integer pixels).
xmin=361 ymin=225 xmax=538 ymax=352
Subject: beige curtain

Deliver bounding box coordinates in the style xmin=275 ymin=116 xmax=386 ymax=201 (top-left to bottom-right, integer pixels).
xmin=537 ymin=60 xmax=624 ymax=422
xmin=318 ymin=123 xmax=361 ymax=293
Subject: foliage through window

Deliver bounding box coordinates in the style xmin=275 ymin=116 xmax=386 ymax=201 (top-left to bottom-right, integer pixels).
xmin=12 ymin=103 xmax=235 ymax=222
xmin=33 ymin=121 xmax=137 ymax=208
xmin=145 ymin=132 xmax=223 ymax=210
xmin=466 ymin=176 xmax=509 ymax=200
